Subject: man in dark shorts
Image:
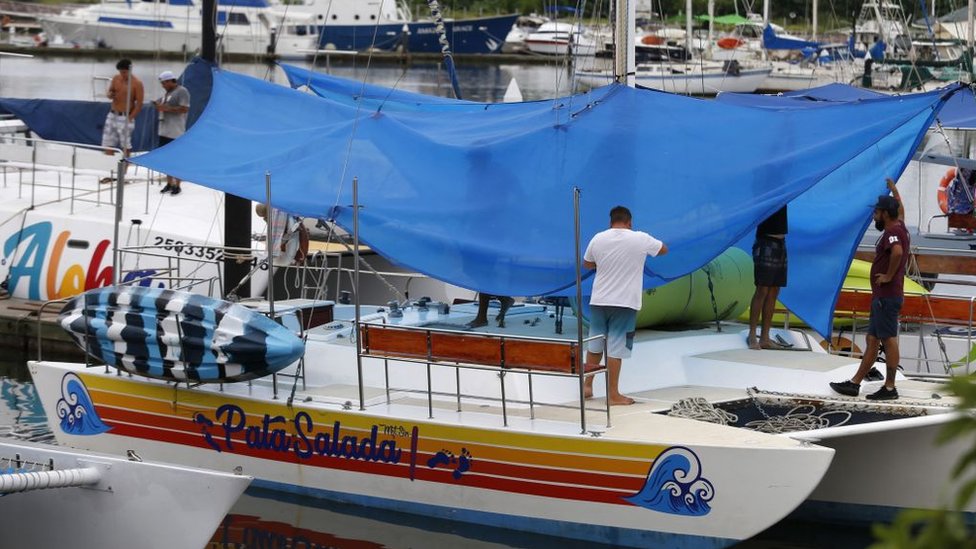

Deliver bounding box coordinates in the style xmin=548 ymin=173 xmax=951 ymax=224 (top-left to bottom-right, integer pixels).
xmin=748 ymin=205 xmax=788 ymax=350
xmin=831 ymin=178 xmax=908 ymax=400
xmin=154 ymin=70 xmax=190 ymax=195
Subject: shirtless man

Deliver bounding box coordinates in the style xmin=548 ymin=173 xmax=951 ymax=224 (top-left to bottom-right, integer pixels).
xmin=102 ymin=58 xmax=144 ymax=158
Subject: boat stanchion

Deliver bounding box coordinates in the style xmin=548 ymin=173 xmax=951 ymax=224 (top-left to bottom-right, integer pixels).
xmin=573 ymin=187 xmax=588 ymax=434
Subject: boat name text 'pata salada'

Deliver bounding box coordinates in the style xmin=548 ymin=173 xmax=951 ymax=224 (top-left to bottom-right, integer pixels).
xmin=194 ymin=404 xmax=408 ymax=463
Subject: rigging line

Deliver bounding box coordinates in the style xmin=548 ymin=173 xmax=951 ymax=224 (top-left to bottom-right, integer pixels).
xmin=306 ymin=0 xmax=334 ymax=69
xmin=329 ymin=0 xmax=389 ymax=220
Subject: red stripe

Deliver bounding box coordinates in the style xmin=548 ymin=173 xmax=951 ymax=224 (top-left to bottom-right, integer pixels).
xmin=97 ymin=406 xmax=641 ymax=506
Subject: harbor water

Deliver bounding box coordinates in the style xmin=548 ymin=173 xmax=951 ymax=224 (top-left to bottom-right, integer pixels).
xmin=0 ymin=54 xmax=935 ymax=548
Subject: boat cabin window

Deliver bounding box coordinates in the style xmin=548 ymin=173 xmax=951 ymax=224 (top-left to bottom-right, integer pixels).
xmin=217 ymin=11 xmax=249 ymax=25
xmin=287 ymin=25 xmax=309 ymax=35
xmin=738 ymin=25 xmax=761 ymax=39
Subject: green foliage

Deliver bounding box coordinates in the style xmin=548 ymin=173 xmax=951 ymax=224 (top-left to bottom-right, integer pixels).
xmin=871 ymin=373 xmax=976 ymax=548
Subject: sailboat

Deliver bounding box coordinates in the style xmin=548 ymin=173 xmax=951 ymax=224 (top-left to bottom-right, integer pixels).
xmin=575 ymin=0 xmax=771 ymax=94
xmin=23 ymin=2 xmax=976 ymax=547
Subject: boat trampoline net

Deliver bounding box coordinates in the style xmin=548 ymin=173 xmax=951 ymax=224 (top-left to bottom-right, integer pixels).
xmin=662 ymin=388 xmax=936 ymax=434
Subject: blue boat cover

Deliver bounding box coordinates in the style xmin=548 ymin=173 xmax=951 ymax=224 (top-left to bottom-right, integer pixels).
xmin=130 ymin=68 xmax=960 ymax=337
xmin=0 ymin=98 xmax=158 ymax=151
xmin=762 ymin=25 xmax=819 ymax=50
xmin=282 ymin=63 xmax=474 ymax=109
xmin=0 ymin=57 xmax=215 ymax=151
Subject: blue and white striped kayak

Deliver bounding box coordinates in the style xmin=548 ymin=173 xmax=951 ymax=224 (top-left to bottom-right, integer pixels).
xmin=58 ymin=287 xmax=305 ymax=382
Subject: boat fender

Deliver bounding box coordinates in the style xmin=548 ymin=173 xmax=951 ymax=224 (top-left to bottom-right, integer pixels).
xmin=717 ymin=37 xmax=744 ymax=50
xmin=938 ymin=167 xmax=956 ymax=215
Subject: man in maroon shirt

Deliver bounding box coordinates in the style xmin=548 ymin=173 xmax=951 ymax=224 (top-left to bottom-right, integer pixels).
xmin=831 ymin=179 xmax=908 ymax=400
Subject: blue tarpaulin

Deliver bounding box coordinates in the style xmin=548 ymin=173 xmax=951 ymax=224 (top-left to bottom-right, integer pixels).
xmin=131 ymin=68 xmax=959 ymax=337
xmin=717 ymin=82 xmax=976 ymax=129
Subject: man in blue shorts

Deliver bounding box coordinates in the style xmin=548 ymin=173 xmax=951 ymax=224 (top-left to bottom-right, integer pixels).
xmin=583 ymin=206 xmax=668 ymax=405
xmin=830 ymin=179 xmax=908 ymax=400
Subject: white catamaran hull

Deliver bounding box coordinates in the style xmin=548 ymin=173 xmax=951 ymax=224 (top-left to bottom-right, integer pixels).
xmin=28 ymin=350 xmax=833 ymax=548
xmin=0 ymin=439 xmax=250 ymax=549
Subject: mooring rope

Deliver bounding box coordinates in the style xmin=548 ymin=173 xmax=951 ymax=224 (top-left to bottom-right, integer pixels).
xmin=667 ymin=397 xmax=738 ymax=425
xmin=744 ymin=403 xmax=853 ymax=434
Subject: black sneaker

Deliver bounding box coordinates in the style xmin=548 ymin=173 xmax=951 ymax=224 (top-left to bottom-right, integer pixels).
xmin=170 ymin=187 xmax=181 ymax=196
xmin=866 ymin=386 xmax=899 ymax=400
xmin=829 ymin=380 xmax=860 ymax=397
xmin=865 ymin=367 xmax=885 ymax=382
xmin=159 ymin=185 xmax=173 ymax=194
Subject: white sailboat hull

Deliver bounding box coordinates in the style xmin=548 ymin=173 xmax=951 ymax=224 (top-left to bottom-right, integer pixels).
xmin=577 ymin=65 xmax=772 ymax=95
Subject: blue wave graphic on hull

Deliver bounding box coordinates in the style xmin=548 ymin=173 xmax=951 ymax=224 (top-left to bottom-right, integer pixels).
xmin=56 ymin=373 xmax=111 ymax=435
xmin=625 ymin=446 xmax=714 ymax=516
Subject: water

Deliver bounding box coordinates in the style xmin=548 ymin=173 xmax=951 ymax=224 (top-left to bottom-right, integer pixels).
xmin=0 ymin=55 xmax=881 ymax=548
xmin=0 ymin=55 xmax=577 ymax=102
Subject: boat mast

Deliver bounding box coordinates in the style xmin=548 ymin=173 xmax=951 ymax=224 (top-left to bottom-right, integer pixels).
xmin=812 ymin=0 xmax=818 ymax=41
xmin=969 ymin=0 xmax=974 ymax=60
xmin=686 ymin=0 xmax=693 ymax=61
xmin=203 ymin=0 xmax=253 ymax=298
xmin=614 ymin=0 xmax=635 ymax=86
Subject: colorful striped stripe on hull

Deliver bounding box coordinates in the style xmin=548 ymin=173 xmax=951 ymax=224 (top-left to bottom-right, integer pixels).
xmin=35 ymin=364 xmax=827 ymax=547
xmin=80 ymin=375 xmax=661 ymax=506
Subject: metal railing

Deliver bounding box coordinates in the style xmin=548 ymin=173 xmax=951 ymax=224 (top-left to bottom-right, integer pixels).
xmin=0 ymin=135 xmax=143 ymax=215
xmin=830 ymin=287 xmax=976 ymax=377
xmin=358 ymin=320 xmax=611 ymax=433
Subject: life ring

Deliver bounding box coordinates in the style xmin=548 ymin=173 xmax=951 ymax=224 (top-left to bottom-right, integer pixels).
xmin=32 ymin=33 xmax=42 ymax=46
xmin=938 ymin=167 xmax=956 ymax=214
xmin=717 ymin=37 xmax=745 ymax=50
xmin=641 ymin=35 xmax=664 ymax=45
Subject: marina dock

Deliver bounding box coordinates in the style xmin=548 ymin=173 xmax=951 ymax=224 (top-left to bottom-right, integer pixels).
xmin=0 ymin=43 xmax=568 ymax=66
xmin=0 ymin=295 xmax=80 ymax=357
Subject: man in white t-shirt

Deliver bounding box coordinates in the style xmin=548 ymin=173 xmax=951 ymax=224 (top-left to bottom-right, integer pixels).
xmin=583 ymin=206 xmax=667 ymax=405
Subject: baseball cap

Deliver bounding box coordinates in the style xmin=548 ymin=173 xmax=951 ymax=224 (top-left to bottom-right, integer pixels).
xmin=158 ymin=70 xmax=176 ymax=82
xmin=873 ymin=195 xmax=898 ymax=212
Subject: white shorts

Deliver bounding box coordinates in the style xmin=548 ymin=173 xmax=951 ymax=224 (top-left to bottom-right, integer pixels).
xmin=101 ymin=111 xmax=134 ymax=151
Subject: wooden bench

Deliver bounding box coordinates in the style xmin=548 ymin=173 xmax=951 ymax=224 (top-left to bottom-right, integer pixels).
xmin=359 ymin=322 xmax=609 ymax=429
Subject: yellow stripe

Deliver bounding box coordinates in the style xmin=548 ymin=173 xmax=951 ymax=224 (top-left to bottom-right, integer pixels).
xmin=85 ymin=375 xmax=663 ymax=475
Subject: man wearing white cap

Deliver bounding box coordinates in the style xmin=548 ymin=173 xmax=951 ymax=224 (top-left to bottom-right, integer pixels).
xmin=154 ymin=70 xmax=190 ymax=195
